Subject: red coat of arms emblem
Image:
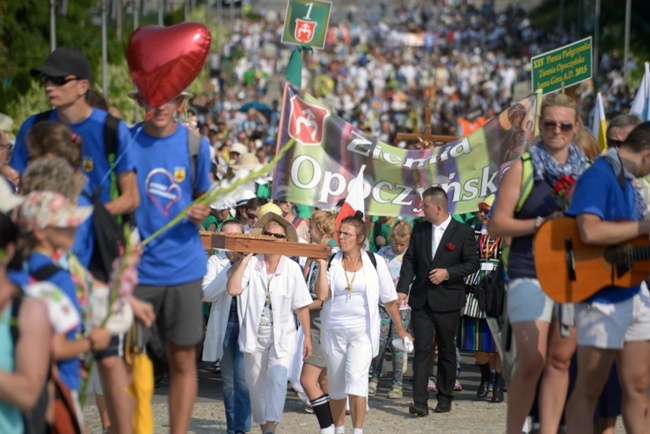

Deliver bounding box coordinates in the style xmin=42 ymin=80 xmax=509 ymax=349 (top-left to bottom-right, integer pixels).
xmin=294 ymin=18 xmax=317 ymax=43
xmin=288 ymin=95 xmax=330 ymax=146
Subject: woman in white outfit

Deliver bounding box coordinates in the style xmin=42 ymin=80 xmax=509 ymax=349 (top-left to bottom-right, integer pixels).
xmin=227 ymin=213 xmax=313 ymax=434
xmin=316 ymin=212 xmax=412 ymax=434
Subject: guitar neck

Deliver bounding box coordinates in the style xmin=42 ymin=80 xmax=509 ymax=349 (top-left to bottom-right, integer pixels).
xmin=605 ymin=245 xmax=650 ymax=265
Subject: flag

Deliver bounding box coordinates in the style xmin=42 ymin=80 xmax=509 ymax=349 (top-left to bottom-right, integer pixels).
xmin=630 ymin=62 xmax=650 ymax=122
xmin=592 ymin=92 xmax=608 ymax=152
xmin=335 ymin=165 xmax=366 ymax=242
xmin=284 ymin=45 xmax=313 ymax=88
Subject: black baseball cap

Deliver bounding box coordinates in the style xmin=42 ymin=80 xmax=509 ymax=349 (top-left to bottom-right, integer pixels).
xmin=30 ymin=47 xmax=92 ymax=81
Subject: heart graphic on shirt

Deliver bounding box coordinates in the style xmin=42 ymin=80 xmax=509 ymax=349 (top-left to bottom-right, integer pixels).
xmin=145 ymin=169 xmax=183 ymax=217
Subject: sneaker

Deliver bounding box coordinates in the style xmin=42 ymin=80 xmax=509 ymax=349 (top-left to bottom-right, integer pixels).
xmin=387 ymin=385 xmax=403 ymax=399
xmin=305 ymin=405 xmax=314 ymax=414
xmin=454 ymin=379 xmax=463 ymax=391
xmin=368 ymin=378 xmax=379 ymax=396
xmin=427 ymin=375 xmax=437 ymax=392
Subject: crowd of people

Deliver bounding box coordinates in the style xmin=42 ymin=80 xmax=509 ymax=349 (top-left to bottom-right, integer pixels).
xmin=1 ymin=2 xmax=650 ymax=434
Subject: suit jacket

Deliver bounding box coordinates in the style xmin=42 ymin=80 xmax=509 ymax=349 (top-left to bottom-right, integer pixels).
xmin=396 ymin=218 xmax=480 ymax=312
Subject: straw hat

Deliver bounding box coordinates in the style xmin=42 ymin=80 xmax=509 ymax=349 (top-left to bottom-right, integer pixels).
xmin=251 ymin=212 xmax=298 ymax=243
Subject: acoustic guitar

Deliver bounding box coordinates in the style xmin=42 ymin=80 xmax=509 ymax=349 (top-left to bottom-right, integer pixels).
xmin=534 ymin=217 xmax=650 ymax=303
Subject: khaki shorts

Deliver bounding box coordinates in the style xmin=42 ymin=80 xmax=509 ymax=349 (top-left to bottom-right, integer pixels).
xmin=134 ymin=279 xmax=204 ymax=346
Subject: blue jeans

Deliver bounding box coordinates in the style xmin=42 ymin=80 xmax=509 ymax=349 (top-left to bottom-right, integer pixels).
xmin=222 ymin=319 xmax=251 ymax=434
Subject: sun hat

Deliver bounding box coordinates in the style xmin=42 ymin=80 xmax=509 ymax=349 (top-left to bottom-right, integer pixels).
xmin=251 ymin=212 xmax=298 ymax=243
xmin=230 ymin=152 xmax=262 ymax=171
xmin=230 ymin=142 xmax=248 ymax=155
xmin=30 ymin=47 xmax=92 ymax=81
xmin=257 ymin=202 xmax=282 ymax=219
xmin=19 ymin=191 xmax=93 ymax=231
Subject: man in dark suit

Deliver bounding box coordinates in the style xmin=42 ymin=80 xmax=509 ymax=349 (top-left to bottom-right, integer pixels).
xmin=397 ymin=186 xmax=480 ymax=415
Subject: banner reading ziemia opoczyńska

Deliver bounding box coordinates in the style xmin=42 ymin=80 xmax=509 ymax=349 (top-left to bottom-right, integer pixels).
xmin=272 ymin=83 xmax=540 ymax=217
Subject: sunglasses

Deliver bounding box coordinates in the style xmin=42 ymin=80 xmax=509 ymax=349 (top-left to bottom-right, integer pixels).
xmin=607 ymin=138 xmax=624 ymax=147
xmin=41 ymin=75 xmax=82 ymax=86
xmin=262 ymin=230 xmax=287 ymax=240
xmin=542 ymin=120 xmax=574 ymax=132
xmin=246 ymin=212 xmax=258 ymax=220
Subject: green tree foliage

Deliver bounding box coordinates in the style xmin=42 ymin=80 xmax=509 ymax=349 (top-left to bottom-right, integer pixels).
xmin=0 ymin=0 xmax=223 ymax=127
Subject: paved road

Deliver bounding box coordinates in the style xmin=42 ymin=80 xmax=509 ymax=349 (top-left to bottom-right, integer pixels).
xmin=83 ymin=353 xmax=513 ymax=433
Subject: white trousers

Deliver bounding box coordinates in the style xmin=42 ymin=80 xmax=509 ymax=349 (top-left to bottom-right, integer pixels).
xmin=243 ymin=324 xmax=293 ymax=424
xmin=324 ymin=326 xmax=372 ymax=400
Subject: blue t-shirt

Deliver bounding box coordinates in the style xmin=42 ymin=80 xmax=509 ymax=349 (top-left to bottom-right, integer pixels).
xmin=566 ymin=156 xmax=640 ymax=303
xmin=27 ymin=252 xmax=82 ymax=391
xmin=133 ymin=122 xmax=212 ymax=286
xmin=11 ymin=108 xmax=135 ymax=266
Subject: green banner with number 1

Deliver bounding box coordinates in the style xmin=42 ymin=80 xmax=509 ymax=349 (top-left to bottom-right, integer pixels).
xmin=281 ymin=0 xmax=332 ymax=50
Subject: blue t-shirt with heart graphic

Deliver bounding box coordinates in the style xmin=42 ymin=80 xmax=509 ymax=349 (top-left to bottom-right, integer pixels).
xmin=132 ymin=123 xmax=212 ymax=286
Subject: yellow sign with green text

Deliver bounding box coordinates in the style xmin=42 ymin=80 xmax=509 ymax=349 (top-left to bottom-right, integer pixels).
xmin=531 ymin=37 xmax=592 ymax=95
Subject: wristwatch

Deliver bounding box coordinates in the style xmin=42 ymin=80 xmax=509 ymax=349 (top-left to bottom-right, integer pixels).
xmin=535 ymin=216 xmax=543 ymax=229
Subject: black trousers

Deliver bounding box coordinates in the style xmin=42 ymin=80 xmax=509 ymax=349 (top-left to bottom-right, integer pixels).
xmin=411 ymin=304 xmax=461 ymax=406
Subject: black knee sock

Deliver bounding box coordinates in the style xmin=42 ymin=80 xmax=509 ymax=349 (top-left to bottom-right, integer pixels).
xmin=478 ymin=362 xmax=492 ymax=383
xmin=310 ymin=394 xmax=333 ymax=429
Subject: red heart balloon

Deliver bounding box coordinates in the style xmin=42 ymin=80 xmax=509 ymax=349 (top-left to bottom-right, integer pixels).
xmin=127 ymin=22 xmax=211 ymax=107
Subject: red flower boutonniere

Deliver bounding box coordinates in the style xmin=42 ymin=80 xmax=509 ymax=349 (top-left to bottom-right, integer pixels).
xmin=445 ymin=242 xmax=455 ymax=251
xmin=553 ymin=174 xmax=576 ymax=211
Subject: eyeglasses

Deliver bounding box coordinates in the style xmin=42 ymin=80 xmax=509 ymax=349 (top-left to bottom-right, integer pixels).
xmin=262 ymin=230 xmax=287 ymax=240
xmin=41 ymin=75 xmax=81 ymax=86
xmin=336 ymin=230 xmax=357 ymax=239
xmin=0 ymin=143 xmax=12 ymax=151
xmin=607 ymin=138 xmax=624 ymax=147
xmin=246 ymin=212 xmax=258 ymax=220
xmin=542 ymin=120 xmax=574 ymax=132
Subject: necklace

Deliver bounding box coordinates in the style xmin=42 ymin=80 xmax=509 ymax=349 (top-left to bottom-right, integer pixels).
xmin=342 ymin=256 xmax=361 ymax=296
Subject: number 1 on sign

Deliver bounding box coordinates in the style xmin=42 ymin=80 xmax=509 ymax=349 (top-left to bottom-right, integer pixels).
xmin=304 ymin=2 xmax=313 ymax=19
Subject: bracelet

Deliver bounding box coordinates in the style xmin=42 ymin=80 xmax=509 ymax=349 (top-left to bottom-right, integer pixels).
xmin=535 ymin=216 xmax=543 ymax=229
xmin=88 ymin=336 xmax=95 ymax=352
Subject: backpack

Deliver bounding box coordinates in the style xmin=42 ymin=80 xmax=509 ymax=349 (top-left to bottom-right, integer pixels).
xmin=475 ymin=260 xmax=506 ymax=318
xmin=10 ymin=291 xmax=82 ymax=434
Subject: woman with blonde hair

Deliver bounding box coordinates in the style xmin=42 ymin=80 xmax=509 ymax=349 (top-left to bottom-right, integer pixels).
xmin=489 ymin=93 xmax=590 ymax=434
xmin=368 ymin=220 xmax=413 ymax=399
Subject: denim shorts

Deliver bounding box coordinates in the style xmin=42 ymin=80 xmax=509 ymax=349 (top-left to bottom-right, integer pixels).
xmin=506 ymin=278 xmax=575 ymax=326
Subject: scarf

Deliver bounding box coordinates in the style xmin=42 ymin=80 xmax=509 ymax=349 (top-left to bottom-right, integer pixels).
xmin=529 ymin=141 xmax=588 ymax=185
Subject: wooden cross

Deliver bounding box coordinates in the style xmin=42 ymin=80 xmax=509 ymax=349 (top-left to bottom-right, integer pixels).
xmin=395 ymin=106 xmax=457 ymax=149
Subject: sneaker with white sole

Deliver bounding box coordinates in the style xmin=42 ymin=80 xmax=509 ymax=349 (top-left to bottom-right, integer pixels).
xmin=454 ymin=379 xmax=463 ymax=391
xmin=368 ymin=378 xmax=379 ymax=396
xmin=427 ymin=375 xmax=437 ymax=392
xmin=387 ymin=385 xmax=403 ymax=399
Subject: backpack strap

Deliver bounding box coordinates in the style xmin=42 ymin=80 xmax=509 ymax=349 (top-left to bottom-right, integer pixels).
xmin=9 ymin=292 xmax=25 ymax=345
xmin=33 ymin=110 xmax=53 ymax=125
xmin=32 ymin=263 xmax=61 ymax=282
xmin=516 ymin=152 xmax=534 ymax=214
xmin=367 ymin=251 xmax=378 ymax=270
xmin=187 ymin=129 xmax=201 ymax=192
xmin=327 ymin=251 xmax=378 ymax=271
xmin=103 ymin=114 xmax=121 ymax=201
